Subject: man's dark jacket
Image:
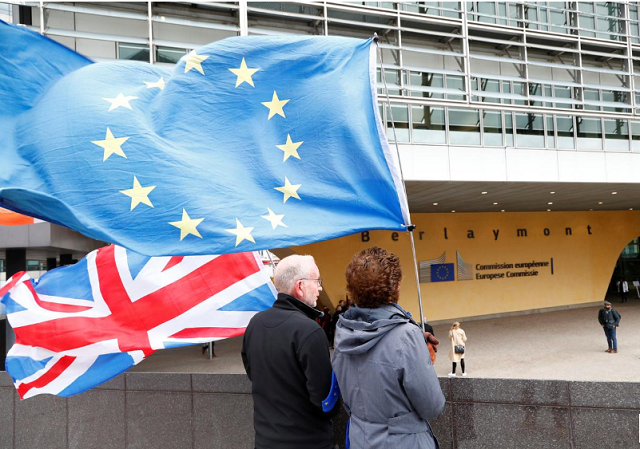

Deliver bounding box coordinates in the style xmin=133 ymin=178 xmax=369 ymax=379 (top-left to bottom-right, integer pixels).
xmin=242 ymin=293 xmax=337 ymax=449
xmin=598 ymin=307 xmax=621 ymax=328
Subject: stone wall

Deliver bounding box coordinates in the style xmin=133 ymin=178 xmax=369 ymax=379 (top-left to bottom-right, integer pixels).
xmin=1 ymin=373 xmax=638 ymax=448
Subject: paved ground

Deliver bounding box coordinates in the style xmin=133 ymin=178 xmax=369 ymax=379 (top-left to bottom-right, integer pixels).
xmin=131 ymin=298 xmax=640 ymax=382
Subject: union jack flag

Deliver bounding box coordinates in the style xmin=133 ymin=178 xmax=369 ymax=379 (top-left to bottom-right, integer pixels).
xmin=0 ymin=245 xmax=276 ymax=399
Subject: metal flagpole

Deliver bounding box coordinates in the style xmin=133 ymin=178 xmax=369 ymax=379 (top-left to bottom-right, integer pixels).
xmin=374 ymin=34 xmax=426 ymax=332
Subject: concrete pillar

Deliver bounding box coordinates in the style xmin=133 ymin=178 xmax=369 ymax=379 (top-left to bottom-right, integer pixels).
xmin=60 ymin=253 xmax=73 ymax=266
xmin=46 ymin=257 xmax=57 ymax=271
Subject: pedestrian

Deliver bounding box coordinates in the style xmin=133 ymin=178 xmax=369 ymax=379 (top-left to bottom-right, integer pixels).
xmin=598 ymin=301 xmax=621 ymax=353
xmin=241 ymin=255 xmax=340 ymax=449
xmin=448 ymin=322 xmax=467 ymax=377
xmin=617 ymin=278 xmax=629 ymax=303
xmin=346 ymin=297 xmax=354 ymax=310
xmin=318 ymin=306 xmax=332 ymax=342
xmin=332 ymin=247 xmax=445 ymax=449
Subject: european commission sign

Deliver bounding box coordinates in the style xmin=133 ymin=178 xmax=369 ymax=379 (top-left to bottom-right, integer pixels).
xmin=419 ymin=251 xmax=555 ymax=283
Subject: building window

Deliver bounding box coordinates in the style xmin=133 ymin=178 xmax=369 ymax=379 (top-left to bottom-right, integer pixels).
xmin=516 ymin=113 xmax=544 ymax=148
xmin=445 ymin=75 xmax=466 ymax=102
xmin=505 ymin=112 xmax=514 ymax=146
xmin=118 ymin=43 xmax=150 ymax=62
xmin=407 ymin=71 xmax=444 ymax=100
xmin=412 ymin=106 xmax=445 ymax=144
xmin=377 ymin=69 xmax=401 ymax=96
xmin=0 ymin=3 xmax=12 ymax=22
xmin=386 ymin=104 xmax=409 ymax=142
xmin=631 ymin=122 xmax=640 ymax=152
xmin=546 ymin=115 xmax=555 ymax=148
xmin=403 ymin=2 xmax=461 ymax=19
xmin=576 ymin=117 xmax=603 ymax=150
xmin=483 ymin=111 xmax=502 ymax=146
xmin=156 ymin=46 xmax=187 ymax=64
xmin=448 ymin=108 xmax=480 ymax=145
xmin=557 ymin=116 xmax=575 ymax=150
xmin=26 ymin=260 xmax=46 ymax=272
xmin=604 ymin=119 xmax=629 ymax=152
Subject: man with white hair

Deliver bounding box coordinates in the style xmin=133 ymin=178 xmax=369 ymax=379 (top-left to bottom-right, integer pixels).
xmin=242 ymin=254 xmax=338 ymax=449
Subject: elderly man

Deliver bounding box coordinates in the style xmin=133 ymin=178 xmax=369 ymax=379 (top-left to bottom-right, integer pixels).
xmin=242 ymin=255 xmax=338 ymax=449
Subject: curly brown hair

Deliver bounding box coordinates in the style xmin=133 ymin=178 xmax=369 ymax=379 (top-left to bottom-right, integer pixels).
xmin=345 ymin=246 xmax=402 ymax=308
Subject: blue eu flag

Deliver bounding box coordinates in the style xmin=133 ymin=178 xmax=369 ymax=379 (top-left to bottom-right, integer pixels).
xmin=0 ymin=21 xmax=409 ymax=256
xmin=431 ymin=264 xmax=455 ymax=282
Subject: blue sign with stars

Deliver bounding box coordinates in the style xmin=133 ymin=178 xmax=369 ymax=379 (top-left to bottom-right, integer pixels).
xmin=431 ymin=264 xmax=455 ymax=282
xmin=0 ymin=20 xmax=409 ymax=256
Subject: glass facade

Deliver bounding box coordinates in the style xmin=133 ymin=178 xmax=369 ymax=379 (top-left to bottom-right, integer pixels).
xmin=18 ymin=1 xmax=640 ymax=151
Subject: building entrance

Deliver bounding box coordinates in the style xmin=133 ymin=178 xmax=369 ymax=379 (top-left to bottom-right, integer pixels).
xmin=609 ymin=238 xmax=640 ymax=301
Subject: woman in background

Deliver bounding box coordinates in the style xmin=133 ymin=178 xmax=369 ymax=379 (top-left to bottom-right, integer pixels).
xmin=448 ymin=321 xmax=467 ymax=377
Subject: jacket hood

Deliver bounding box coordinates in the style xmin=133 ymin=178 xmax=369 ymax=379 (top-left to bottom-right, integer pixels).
xmin=334 ymin=304 xmax=414 ymax=355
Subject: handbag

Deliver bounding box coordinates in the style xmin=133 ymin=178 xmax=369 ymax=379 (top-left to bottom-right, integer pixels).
xmin=454 ymin=345 xmax=465 ymax=354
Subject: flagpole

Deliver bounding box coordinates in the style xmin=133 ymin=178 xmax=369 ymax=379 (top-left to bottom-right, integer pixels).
xmin=374 ymin=34 xmax=426 ymax=332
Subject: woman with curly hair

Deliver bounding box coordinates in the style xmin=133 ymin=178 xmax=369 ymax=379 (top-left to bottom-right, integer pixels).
xmin=332 ymin=247 xmax=445 ymax=449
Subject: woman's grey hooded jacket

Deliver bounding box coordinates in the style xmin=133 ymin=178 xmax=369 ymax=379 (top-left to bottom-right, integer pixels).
xmin=332 ymin=304 xmax=445 ymax=449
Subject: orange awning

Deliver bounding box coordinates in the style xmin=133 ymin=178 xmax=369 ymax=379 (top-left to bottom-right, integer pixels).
xmin=0 ymin=208 xmax=37 ymax=226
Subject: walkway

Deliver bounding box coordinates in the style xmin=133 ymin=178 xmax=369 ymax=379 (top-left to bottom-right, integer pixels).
xmin=132 ymin=300 xmax=640 ymax=382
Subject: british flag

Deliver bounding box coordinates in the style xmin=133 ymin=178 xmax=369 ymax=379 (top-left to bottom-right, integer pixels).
xmin=0 ymin=245 xmax=276 ymax=399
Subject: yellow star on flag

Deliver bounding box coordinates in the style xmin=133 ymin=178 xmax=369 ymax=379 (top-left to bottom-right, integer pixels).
xmin=144 ymin=77 xmax=166 ymax=90
xmin=275 ymin=177 xmax=301 ymax=203
xmin=227 ymin=219 xmax=256 ymax=246
xmin=91 ymin=127 xmax=129 ymax=161
xmin=261 ymin=208 xmax=288 ymax=229
xmin=261 ymin=91 xmax=289 ymax=120
xmin=276 ymin=134 xmax=303 ymax=161
xmin=169 ymin=209 xmax=204 ymax=240
xmin=103 ymin=93 xmax=139 ymax=111
xmin=229 ymin=58 xmax=259 ymax=87
xmin=120 ymin=176 xmax=156 ymax=211
xmin=183 ymin=50 xmax=209 ymax=75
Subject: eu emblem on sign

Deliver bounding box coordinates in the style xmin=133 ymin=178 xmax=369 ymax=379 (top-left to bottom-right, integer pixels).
xmin=431 ymin=263 xmax=455 ymax=282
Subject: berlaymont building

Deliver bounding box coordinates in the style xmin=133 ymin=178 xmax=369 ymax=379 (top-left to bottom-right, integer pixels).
xmin=3 ymin=1 xmax=640 ymax=323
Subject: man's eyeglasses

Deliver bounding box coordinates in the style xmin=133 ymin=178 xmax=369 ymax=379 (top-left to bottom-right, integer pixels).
xmin=300 ymin=278 xmax=323 ymax=287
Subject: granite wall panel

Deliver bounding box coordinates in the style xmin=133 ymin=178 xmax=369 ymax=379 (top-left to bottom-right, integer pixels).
xmin=453 ymin=403 xmax=572 ymax=449
xmin=126 ymin=391 xmax=192 ymax=449
xmin=572 ymin=407 xmax=640 ymax=449
xmin=570 ymin=381 xmax=640 ymax=409
xmin=451 ymin=378 xmax=570 ymax=406
xmin=193 ymin=393 xmax=254 ymax=449
xmin=14 ymin=393 xmax=67 ymax=449
xmin=0 ymin=388 xmax=14 ymax=449
xmin=0 ymin=374 xmax=637 ymax=448
xmin=68 ymin=389 xmax=126 ymax=449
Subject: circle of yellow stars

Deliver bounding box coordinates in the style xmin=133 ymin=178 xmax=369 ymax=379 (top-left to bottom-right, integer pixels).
xmin=91 ymin=51 xmax=305 ymax=246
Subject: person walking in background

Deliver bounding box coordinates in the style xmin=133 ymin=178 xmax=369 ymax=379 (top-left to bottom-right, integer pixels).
xmin=598 ymin=301 xmax=621 ymax=353
xmin=448 ymin=322 xmax=467 ymax=377
xmin=333 ymin=247 xmax=445 ymax=449
xmin=617 ymin=278 xmax=629 ymax=303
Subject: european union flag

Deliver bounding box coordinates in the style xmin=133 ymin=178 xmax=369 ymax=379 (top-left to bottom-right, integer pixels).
xmin=0 ymin=21 xmax=409 ymax=256
xmin=431 ymin=264 xmax=455 ymax=282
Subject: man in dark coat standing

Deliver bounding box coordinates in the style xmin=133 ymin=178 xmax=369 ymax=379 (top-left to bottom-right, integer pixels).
xmin=598 ymin=301 xmax=621 ymax=353
xmin=242 ymin=255 xmax=339 ymax=449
